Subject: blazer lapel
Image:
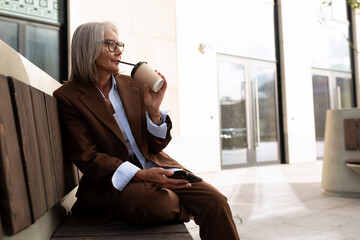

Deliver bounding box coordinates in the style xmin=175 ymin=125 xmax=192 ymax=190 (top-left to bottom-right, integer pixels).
xmin=76 ymin=81 xmax=126 ymax=144
xmin=115 ymin=75 xmax=144 ymax=152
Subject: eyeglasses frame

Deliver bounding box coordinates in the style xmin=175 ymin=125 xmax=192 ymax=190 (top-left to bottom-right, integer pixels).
xmin=103 ymin=39 xmax=125 ymax=53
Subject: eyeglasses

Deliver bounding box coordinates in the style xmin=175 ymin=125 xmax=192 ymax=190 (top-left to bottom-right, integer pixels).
xmin=103 ymin=39 xmax=125 ymax=53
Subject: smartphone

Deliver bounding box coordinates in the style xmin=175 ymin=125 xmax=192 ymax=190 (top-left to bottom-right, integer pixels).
xmin=168 ymin=170 xmax=202 ymax=183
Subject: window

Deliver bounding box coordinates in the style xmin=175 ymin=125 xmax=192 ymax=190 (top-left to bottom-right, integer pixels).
xmin=0 ymin=0 xmax=66 ymax=82
xmin=0 ymin=20 xmax=18 ymax=50
xmin=312 ymin=69 xmax=354 ymax=159
xmin=26 ymin=25 xmax=60 ymax=80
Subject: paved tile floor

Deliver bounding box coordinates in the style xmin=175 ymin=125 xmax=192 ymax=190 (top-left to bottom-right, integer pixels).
xmin=185 ymin=161 xmax=360 ymax=240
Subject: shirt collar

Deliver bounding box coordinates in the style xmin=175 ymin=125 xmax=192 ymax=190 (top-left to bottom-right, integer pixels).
xmin=111 ymin=75 xmax=117 ymax=90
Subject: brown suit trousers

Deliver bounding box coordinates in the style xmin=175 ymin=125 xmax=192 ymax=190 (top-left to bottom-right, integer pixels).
xmin=110 ymin=181 xmax=239 ymax=240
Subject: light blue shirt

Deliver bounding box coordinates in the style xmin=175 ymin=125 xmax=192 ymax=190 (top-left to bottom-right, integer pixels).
xmin=96 ymin=76 xmax=180 ymax=191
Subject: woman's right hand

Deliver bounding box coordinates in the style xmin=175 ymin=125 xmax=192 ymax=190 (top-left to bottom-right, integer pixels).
xmin=133 ymin=168 xmax=192 ymax=189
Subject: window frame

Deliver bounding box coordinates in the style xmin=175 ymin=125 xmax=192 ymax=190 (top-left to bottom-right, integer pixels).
xmin=0 ymin=11 xmax=67 ymax=82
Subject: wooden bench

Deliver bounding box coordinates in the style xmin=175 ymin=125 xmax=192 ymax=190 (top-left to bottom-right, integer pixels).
xmin=0 ymin=75 xmax=193 ymax=240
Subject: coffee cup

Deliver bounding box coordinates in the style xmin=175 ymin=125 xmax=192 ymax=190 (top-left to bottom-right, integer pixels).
xmin=131 ymin=61 xmax=164 ymax=92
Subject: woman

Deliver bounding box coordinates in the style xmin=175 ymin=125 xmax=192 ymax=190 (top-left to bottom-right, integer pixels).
xmin=54 ymin=21 xmax=240 ymax=240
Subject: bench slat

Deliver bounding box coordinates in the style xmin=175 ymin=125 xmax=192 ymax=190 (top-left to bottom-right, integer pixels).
xmin=52 ymin=217 xmax=192 ymax=239
xmin=31 ymin=87 xmax=59 ymax=209
xmin=45 ymin=94 xmax=78 ymax=198
xmin=52 ymin=233 xmax=192 ymax=239
xmin=8 ymin=77 xmax=47 ymax=221
xmin=0 ymin=211 xmax=3 ymax=237
xmin=0 ymin=75 xmax=32 ymax=235
xmin=53 ymin=221 xmax=191 ymax=236
xmin=344 ymin=119 xmax=358 ymax=150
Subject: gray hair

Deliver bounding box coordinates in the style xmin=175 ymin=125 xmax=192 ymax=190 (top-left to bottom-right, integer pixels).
xmin=69 ymin=21 xmax=118 ymax=83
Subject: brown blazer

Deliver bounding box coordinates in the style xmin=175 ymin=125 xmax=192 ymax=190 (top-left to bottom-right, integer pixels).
xmin=53 ymin=73 xmax=183 ymax=219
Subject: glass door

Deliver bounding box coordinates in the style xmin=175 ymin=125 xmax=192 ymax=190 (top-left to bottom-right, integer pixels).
xmin=218 ymin=55 xmax=280 ymax=168
xmin=218 ymin=61 xmax=247 ymax=166
xmin=336 ymin=77 xmax=355 ymax=109
xmin=252 ymin=66 xmax=279 ymax=163
xmin=312 ymin=74 xmax=331 ymax=160
xmin=312 ymin=69 xmax=354 ymax=159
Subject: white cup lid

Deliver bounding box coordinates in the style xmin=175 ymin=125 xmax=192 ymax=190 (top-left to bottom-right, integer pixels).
xmin=152 ymin=78 xmax=164 ymax=92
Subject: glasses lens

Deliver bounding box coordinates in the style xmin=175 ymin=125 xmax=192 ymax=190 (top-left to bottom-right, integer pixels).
xmin=109 ymin=41 xmax=116 ymax=52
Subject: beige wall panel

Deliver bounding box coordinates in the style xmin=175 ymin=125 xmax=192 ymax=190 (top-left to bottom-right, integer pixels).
xmin=131 ymin=0 xmax=176 ymax=40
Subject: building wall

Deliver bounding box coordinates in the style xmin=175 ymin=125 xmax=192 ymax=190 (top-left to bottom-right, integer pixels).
xmin=174 ymin=0 xmax=221 ymax=172
xmin=280 ymin=0 xmax=317 ymax=163
xmin=67 ymin=0 xmax=358 ymax=172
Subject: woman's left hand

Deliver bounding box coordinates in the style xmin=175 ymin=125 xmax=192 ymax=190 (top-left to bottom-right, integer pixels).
xmin=144 ymin=70 xmax=167 ymax=117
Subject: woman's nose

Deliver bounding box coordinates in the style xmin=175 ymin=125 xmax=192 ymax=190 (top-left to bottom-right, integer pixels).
xmin=115 ymin=47 xmax=122 ymax=55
